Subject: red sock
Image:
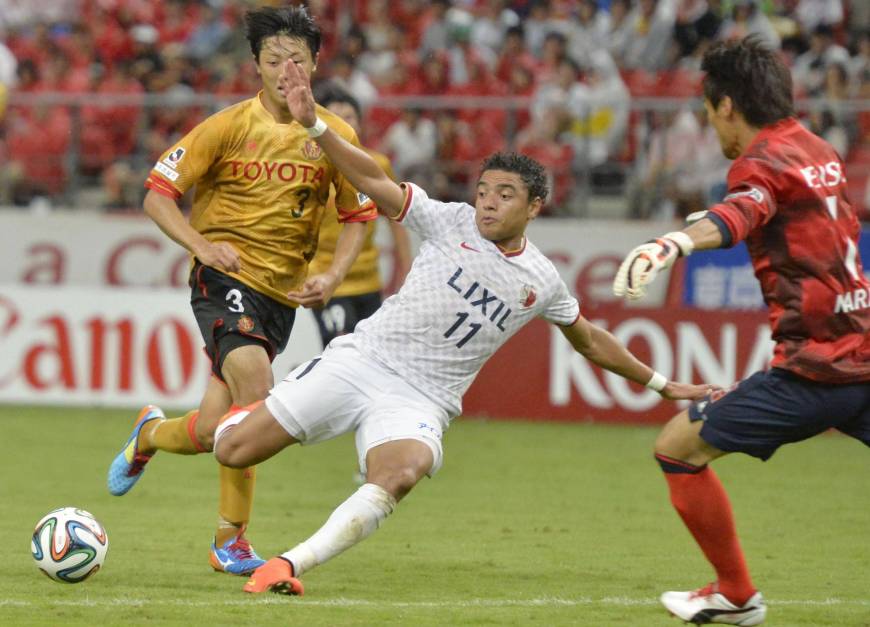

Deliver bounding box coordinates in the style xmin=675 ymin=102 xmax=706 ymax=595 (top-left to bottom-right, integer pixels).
xmin=656 ymin=454 xmax=756 ymax=606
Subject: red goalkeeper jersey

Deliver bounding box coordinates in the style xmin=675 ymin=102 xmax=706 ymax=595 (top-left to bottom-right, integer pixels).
xmin=707 ymin=117 xmax=870 ymax=383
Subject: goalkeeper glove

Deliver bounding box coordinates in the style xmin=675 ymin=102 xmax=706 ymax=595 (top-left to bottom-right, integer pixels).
xmin=612 ymin=231 xmax=695 ymax=300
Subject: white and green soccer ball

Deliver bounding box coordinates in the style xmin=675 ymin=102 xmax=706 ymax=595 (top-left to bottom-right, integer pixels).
xmin=31 ymin=507 xmax=108 ymax=583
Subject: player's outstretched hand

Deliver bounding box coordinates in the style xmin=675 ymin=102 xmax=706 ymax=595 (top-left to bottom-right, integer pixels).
xmin=195 ymin=241 xmax=241 ymax=274
xmin=659 ymin=381 xmax=721 ymax=402
xmin=612 ymin=232 xmax=694 ymax=300
xmin=279 ymin=60 xmax=317 ymax=128
xmin=287 ymin=272 xmax=340 ymax=308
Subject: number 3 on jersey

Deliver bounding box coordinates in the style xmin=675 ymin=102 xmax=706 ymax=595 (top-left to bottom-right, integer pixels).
xmin=444 ymin=312 xmax=481 ymax=348
xmin=293 ymin=188 xmax=311 ymax=218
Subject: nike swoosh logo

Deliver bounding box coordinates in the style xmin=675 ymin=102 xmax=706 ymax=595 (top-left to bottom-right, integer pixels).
xmin=460 ymin=242 xmax=480 ymax=252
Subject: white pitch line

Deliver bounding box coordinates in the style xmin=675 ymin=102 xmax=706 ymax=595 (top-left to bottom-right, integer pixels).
xmin=1 ymin=597 xmax=869 ymax=609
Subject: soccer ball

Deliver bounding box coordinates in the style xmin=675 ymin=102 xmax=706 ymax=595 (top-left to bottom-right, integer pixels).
xmin=31 ymin=507 xmax=108 ymax=583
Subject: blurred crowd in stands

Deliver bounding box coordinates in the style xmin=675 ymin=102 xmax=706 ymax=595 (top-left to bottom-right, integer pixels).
xmin=0 ymin=0 xmax=869 ymax=219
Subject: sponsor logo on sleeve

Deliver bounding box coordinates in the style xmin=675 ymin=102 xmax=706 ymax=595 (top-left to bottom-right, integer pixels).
xmin=723 ymin=187 xmax=764 ymax=204
xmin=162 ymin=146 xmax=186 ymax=168
xmin=154 ymin=162 xmax=180 ymax=181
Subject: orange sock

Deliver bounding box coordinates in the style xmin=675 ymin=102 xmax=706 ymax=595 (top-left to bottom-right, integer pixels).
xmin=143 ymin=410 xmax=208 ymax=455
xmin=216 ymin=464 xmax=256 ymax=545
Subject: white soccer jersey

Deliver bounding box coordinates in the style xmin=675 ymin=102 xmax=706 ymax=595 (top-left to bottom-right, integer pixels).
xmin=352 ymin=182 xmax=580 ymax=416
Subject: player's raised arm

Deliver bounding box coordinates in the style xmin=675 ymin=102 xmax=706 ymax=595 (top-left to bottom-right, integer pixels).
xmin=279 ymin=60 xmax=405 ymax=218
xmin=559 ymin=315 xmax=714 ymax=401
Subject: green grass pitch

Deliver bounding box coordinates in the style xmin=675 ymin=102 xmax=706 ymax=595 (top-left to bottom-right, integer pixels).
xmin=0 ymin=405 xmax=868 ymax=626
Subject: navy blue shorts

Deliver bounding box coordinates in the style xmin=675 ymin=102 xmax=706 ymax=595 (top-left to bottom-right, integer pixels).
xmin=689 ymin=368 xmax=870 ymax=460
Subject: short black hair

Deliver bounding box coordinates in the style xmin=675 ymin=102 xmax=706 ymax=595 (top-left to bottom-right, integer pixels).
xmin=244 ymin=6 xmax=321 ymax=61
xmin=314 ymin=81 xmax=361 ymax=118
xmin=702 ymin=36 xmax=794 ymax=128
xmin=480 ymin=153 xmax=549 ymax=202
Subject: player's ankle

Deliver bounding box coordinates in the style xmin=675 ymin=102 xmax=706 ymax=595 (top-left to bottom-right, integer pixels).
xmin=215 ymin=522 xmax=243 ymax=546
xmin=717 ymin=582 xmax=756 ymax=607
xmin=138 ymin=419 xmax=162 ymax=455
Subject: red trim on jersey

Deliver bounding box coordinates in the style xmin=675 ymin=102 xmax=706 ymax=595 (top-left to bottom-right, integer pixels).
xmin=338 ymin=197 xmax=379 ymax=223
xmin=339 ymin=207 xmax=379 ymax=223
xmin=392 ymin=183 xmax=414 ymax=222
xmin=498 ymin=237 xmax=526 ymax=257
xmin=144 ymin=173 xmax=182 ymax=200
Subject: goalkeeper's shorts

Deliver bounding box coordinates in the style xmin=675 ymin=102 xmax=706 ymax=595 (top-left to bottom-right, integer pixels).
xmin=688 ymin=367 xmax=870 ymax=460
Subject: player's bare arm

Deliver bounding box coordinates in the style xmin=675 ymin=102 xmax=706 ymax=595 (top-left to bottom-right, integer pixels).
xmin=387 ymin=219 xmax=413 ymax=289
xmin=279 ymin=60 xmax=405 ymax=217
xmin=287 ymin=221 xmax=367 ymax=308
xmin=559 ymin=315 xmax=713 ymax=401
xmin=143 ymin=189 xmax=241 ymax=273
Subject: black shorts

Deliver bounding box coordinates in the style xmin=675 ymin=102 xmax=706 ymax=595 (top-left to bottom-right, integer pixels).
xmin=189 ymin=261 xmax=296 ymax=380
xmin=311 ymin=291 xmax=382 ymax=347
xmin=689 ymin=367 xmax=870 ymax=460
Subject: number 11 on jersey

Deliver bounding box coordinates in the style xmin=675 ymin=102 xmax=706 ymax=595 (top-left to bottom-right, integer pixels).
xmin=444 ymin=312 xmax=482 ymax=348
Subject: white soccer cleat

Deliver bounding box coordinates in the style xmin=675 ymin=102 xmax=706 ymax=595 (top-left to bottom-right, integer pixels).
xmin=660 ymin=584 xmax=766 ymax=625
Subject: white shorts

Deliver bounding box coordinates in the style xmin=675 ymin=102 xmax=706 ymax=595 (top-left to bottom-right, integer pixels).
xmin=265 ymin=336 xmax=449 ymax=476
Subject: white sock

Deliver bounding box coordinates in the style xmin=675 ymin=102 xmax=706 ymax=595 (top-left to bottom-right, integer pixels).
xmin=281 ymin=483 xmax=396 ymax=576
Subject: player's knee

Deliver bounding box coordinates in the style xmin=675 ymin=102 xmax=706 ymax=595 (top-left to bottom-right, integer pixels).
xmin=214 ymin=435 xmax=247 ymax=468
xmin=368 ymin=466 xmax=421 ymax=501
xmin=653 ymin=429 xmax=672 ymax=456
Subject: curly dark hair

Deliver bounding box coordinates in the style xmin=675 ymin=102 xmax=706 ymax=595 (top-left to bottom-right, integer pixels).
xmin=702 ymin=36 xmax=794 ymax=128
xmin=245 ymin=6 xmax=321 ymax=62
xmin=480 ymin=152 xmax=549 ymax=202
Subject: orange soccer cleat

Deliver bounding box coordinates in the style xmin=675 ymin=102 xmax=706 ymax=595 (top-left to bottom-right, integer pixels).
xmin=243 ymin=557 xmax=304 ymax=596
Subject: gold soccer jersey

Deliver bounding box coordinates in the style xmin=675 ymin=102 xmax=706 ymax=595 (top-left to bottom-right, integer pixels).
xmin=308 ymin=149 xmax=393 ymax=297
xmin=144 ymin=93 xmax=377 ymax=306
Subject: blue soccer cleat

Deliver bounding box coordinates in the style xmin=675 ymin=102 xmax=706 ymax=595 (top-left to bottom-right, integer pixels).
xmin=210 ymin=526 xmax=266 ymax=576
xmin=107 ymin=405 xmax=165 ymax=496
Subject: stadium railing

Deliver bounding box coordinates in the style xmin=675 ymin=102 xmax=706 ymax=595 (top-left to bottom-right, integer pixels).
xmin=2 ymin=92 xmax=869 ymax=218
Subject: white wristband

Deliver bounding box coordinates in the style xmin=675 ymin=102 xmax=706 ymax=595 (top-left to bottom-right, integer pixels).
xmin=662 ymin=231 xmax=695 ymax=256
xmin=305 ymin=117 xmax=328 ymax=138
xmin=645 ymin=371 xmax=667 ymax=392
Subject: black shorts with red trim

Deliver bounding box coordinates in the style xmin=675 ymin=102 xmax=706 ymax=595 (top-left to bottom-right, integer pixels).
xmin=689 ymin=367 xmax=870 ymax=460
xmin=189 ymin=260 xmax=296 ymax=380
